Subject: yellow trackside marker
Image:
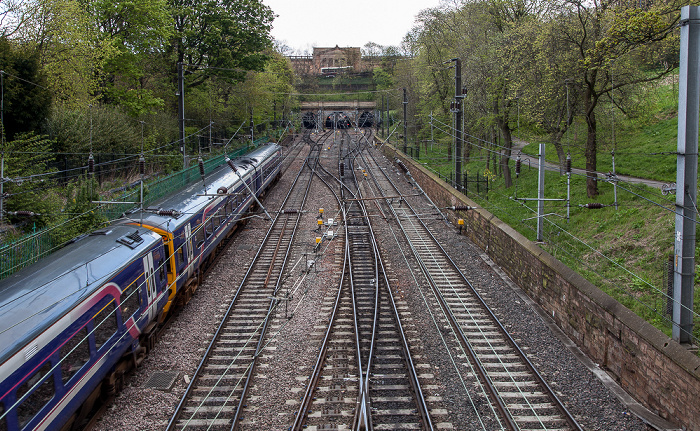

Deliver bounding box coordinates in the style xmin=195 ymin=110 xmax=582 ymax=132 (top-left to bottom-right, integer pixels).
xmin=319 ymin=208 xmax=324 ymax=214
xmin=317 ymin=219 xmax=323 ymax=226
xmin=458 ymin=219 xmax=464 ymax=225
xmin=316 ymin=237 xmax=322 ymax=244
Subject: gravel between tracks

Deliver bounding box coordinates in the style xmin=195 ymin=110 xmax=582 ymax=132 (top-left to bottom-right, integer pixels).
xmin=95 ymin=138 xmax=652 ymax=431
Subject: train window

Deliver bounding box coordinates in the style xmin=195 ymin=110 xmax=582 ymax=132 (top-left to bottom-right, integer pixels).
xmin=177 ymin=245 xmax=184 ymax=268
xmin=0 ymin=402 xmax=7 ymax=431
xmin=158 ymin=258 xmax=166 ymax=282
xmin=121 ymin=281 xmax=140 ymax=319
xmin=59 ymin=327 xmax=90 ymax=384
xmin=16 ymin=362 xmax=54 ymax=428
xmin=93 ymin=300 xmax=118 ymax=350
xmin=195 ymin=223 xmax=205 ymax=246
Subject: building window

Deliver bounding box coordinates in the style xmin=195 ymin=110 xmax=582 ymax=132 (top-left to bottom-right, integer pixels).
xmin=93 ymin=300 xmax=118 ymax=350
xmin=60 ymin=327 xmax=90 ymax=384
xmin=16 ymin=362 xmax=55 ymax=428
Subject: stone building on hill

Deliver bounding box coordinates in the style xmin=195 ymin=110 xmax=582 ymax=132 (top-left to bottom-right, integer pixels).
xmin=288 ymin=45 xmax=377 ymax=76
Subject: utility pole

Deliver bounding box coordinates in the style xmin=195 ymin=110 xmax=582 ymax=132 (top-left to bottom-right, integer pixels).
xmin=1 ymin=71 xmax=4 ymax=223
xmin=250 ymin=110 xmax=255 ymax=146
xmin=673 ymin=5 xmax=699 ymax=344
xmin=386 ymin=96 xmax=390 ymax=140
xmin=537 ymin=143 xmax=545 ymax=241
xmin=451 ymin=58 xmax=463 ymax=189
xmin=403 ymin=88 xmax=408 ymax=154
xmin=177 ymin=62 xmax=186 ymax=168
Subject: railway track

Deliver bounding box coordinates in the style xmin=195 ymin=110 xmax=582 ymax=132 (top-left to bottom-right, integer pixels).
xmin=166 ymin=142 xmax=321 ymax=431
xmin=292 ymin=130 xmax=432 ymax=430
xmin=358 ymin=135 xmax=583 ymax=431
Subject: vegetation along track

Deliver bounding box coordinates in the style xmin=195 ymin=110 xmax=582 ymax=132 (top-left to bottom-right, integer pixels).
xmin=293 ymin=129 xmax=432 ymax=430
xmin=358 ymin=133 xmax=583 ymax=431
xmin=166 ymin=142 xmax=321 ymax=431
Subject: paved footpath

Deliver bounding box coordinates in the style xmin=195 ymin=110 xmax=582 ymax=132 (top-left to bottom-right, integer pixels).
xmin=512 ymin=139 xmax=672 ymax=191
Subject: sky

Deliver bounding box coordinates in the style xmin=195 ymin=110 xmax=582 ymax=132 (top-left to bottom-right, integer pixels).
xmin=262 ymin=0 xmax=447 ymax=54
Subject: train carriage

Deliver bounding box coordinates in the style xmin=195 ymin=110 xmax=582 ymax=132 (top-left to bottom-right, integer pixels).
xmin=0 ymin=227 xmax=167 ymax=431
xmin=0 ymin=143 xmax=281 ymax=431
xmin=123 ymin=144 xmax=282 ymax=317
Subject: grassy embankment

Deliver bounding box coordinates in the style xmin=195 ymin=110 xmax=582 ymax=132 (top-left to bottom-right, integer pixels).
xmin=409 ymin=78 xmax=699 ymax=343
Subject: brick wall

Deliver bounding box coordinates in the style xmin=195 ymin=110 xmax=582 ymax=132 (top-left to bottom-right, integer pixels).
xmin=382 ymin=145 xmax=700 ymax=431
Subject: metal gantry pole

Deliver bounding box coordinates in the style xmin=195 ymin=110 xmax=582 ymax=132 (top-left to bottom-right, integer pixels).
xmin=178 ymin=62 xmax=186 ymax=169
xmin=452 ymin=58 xmax=463 ymax=189
xmin=403 ymin=88 xmax=408 ymax=153
xmin=537 ymin=143 xmax=545 ymax=242
xmin=673 ymin=5 xmax=700 ymax=344
xmin=566 ymin=153 xmax=571 ymax=222
xmin=1 ymin=70 xmax=4 ymax=223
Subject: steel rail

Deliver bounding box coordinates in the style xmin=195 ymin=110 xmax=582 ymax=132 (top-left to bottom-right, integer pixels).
xmin=346 ymin=130 xmax=433 ymax=430
xmin=362 ymin=145 xmax=583 ymax=431
xmin=289 ymin=155 xmax=346 ymax=431
xmin=343 ymin=144 xmax=377 ymax=431
xmin=350 ymin=133 xmax=433 ymax=431
xmin=166 ymin=141 xmax=319 ymax=431
xmin=229 ymin=143 xmax=321 ymax=431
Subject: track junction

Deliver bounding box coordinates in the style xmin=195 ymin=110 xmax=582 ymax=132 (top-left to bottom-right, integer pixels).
xmin=95 ymin=127 xmax=649 ymax=431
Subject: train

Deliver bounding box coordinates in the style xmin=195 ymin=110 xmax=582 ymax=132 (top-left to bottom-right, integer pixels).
xmin=0 ymin=144 xmax=282 ymax=431
xmin=324 ymin=112 xmax=352 ymax=129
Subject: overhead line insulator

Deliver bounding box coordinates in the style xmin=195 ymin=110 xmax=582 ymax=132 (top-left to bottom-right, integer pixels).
xmin=198 ymin=156 xmax=206 ymax=180
xmin=448 ymin=205 xmax=476 ymax=211
xmin=88 ymin=153 xmax=95 ymax=176
xmin=7 ymin=211 xmax=37 ymax=217
xmin=581 ymin=203 xmax=604 ymax=209
xmin=139 ymin=154 xmax=145 ymax=176
xmin=225 ymin=156 xmax=238 ymax=173
xmin=157 ymin=209 xmax=180 ymax=217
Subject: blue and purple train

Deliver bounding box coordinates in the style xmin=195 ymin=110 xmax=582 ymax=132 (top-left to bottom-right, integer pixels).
xmin=0 ymin=144 xmax=282 ymax=431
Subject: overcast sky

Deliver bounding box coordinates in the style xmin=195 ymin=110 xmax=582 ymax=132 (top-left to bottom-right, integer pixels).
xmin=262 ymin=0 xmax=447 ymax=54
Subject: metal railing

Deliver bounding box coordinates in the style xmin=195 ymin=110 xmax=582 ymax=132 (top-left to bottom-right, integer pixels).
xmin=0 ymin=139 xmax=270 ymax=280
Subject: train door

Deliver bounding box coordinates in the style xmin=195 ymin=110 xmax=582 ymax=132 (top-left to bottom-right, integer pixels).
xmin=184 ymin=223 xmax=194 ymax=278
xmin=142 ymin=252 xmax=157 ymax=321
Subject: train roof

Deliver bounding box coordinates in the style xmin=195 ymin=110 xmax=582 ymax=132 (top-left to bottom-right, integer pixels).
xmin=0 ymin=225 xmax=162 ymax=364
xmin=126 ymin=144 xmax=280 ymax=234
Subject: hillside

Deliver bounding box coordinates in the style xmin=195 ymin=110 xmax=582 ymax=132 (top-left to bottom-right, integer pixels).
xmin=407 ymin=76 xmax=698 ymax=344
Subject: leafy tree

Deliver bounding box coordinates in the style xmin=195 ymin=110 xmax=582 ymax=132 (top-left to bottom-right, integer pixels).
xmin=0 ymin=37 xmax=52 ymax=141
xmin=29 ymin=0 xmax=115 ymax=108
xmin=1 ymin=133 xmax=60 ymax=229
xmin=168 ymin=0 xmax=275 ymax=89
xmin=88 ymin=0 xmax=174 ymax=116
xmin=557 ymin=1 xmax=680 ymax=197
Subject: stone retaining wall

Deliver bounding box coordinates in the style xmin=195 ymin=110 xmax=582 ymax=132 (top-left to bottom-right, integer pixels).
xmin=382 ymin=144 xmax=700 ymax=431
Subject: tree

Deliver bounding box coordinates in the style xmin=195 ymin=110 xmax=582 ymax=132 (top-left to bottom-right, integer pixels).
xmin=557 ymin=1 xmax=680 ymax=197
xmin=0 ymin=38 xmax=52 ymax=141
xmin=2 ymin=133 xmax=60 ymax=229
xmin=28 ymin=0 xmax=115 ymax=108
xmin=89 ymin=0 xmax=174 ymax=116
xmin=168 ymin=0 xmax=274 ymax=89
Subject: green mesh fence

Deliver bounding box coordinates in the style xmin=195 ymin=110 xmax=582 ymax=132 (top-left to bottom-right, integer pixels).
xmin=0 ymin=139 xmax=269 ymax=280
